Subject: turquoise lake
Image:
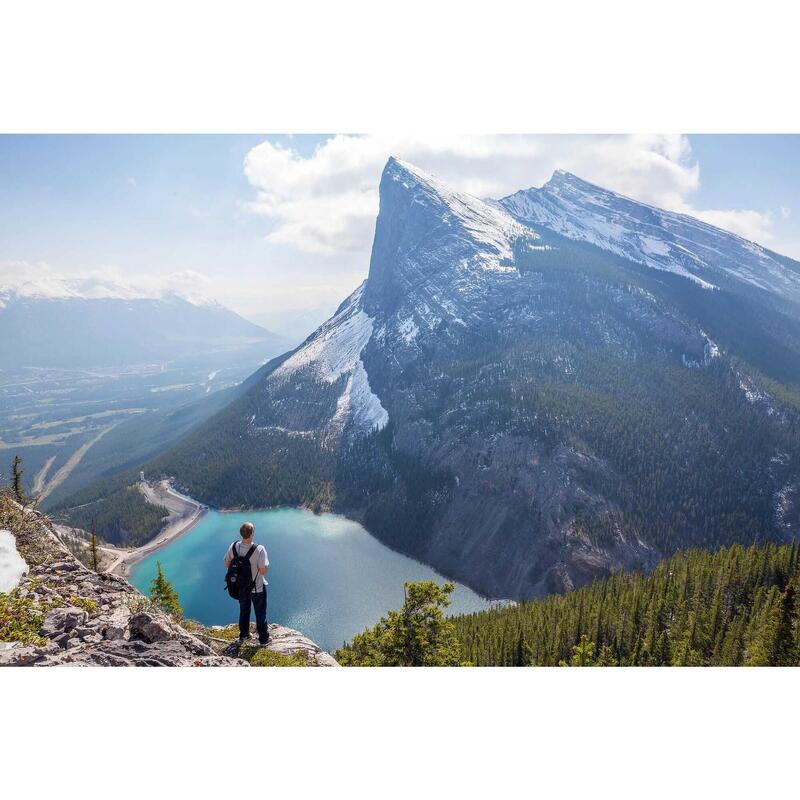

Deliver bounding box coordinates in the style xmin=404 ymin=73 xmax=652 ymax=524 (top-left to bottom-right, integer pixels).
xmin=129 ymin=508 xmax=499 ymax=652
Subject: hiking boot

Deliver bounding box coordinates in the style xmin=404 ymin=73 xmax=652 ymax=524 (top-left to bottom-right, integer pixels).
xmin=259 ymin=636 xmax=270 ymax=646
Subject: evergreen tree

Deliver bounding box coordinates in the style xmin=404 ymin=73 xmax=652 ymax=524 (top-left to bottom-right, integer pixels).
xmin=514 ymin=632 xmax=530 ymax=666
xmin=454 ymin=542 xmax=800 ymax=667
xmin=89 ymin=519 xmax=99 ymax=572
xmin=337 ymin=581 xmax=463 ymax=666
xmin=149 ymin=562 xmax=183 ymax=618
xmin=11 ymin=456 xmax=28 ymax=507
xmin=561 ymin=634 xmax=596 ymax=666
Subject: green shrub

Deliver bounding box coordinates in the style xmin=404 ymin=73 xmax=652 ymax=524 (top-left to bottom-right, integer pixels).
xmin=67 ymin=595 xmax=98 ymax=616
xmin=245 ymin=647 xmax=308 ymax=667
xmin=0 ymin=592 xmax=48 ymax=646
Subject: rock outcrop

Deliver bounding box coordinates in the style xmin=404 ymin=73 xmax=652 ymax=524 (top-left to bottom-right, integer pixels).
xmin=0 ymin=504 xmax=338 ymax=667
xmin=218 ymin=623 xmax=340 ymax=667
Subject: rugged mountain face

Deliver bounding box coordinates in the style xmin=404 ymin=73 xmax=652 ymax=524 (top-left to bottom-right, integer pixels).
xmin=501 ymin=169 xmax=800 ymax=300
xmin=152 ymin=158 xmax=800 ymax=600
xmin=0 ymin=289 xmax=285 ymax=368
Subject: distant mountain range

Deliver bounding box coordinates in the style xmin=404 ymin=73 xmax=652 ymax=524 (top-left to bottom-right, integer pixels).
xmin=0 ymin=284 xmax=285 ymax=368
xmin=76 ymin=158 xmax=800 ymax=600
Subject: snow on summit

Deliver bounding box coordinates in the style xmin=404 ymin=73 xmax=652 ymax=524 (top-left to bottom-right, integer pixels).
xmin=384 ymin=157 xmax=536 ymax=268
xmin=500 ymin=169 xmax=800 ymax=300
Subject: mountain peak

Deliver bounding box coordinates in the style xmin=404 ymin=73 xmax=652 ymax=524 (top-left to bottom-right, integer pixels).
xmin=543 ymin=168 xmax=601 ymax=194
xmin=379 ymin=157 xmax=532 ymax=256
xmin=366 ymin=158 xmax=536 ymax=312
xmin=500 ymin=169 xmax=800 ymax=300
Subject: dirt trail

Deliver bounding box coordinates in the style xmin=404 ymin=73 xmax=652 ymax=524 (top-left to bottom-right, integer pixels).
xmin=37 ymin=423 xmax=118 ymax=503
xmin=32 ymin=455 xmax=56 ymax=496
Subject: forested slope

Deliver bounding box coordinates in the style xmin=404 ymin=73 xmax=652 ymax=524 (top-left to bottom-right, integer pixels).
xmin=454 ymin=541 xmax=800 ymax=666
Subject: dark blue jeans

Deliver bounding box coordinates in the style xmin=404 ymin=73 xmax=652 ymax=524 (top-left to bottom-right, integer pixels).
xmin=239 ymin=588 xmax=268 ymax=642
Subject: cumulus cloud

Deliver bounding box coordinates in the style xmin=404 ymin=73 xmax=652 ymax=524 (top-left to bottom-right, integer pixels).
xmin=0 ymin=261 xmax=216 ymax=305
xmin=243 ymin=134 xmax=797 ymax=259
xmin=690 ymin=208 xmax=776 ymax=245
xmin=243 ymin=134 xmax=704 ymax=255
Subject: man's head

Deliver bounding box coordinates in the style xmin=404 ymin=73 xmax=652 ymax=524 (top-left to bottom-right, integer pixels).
xmin=240 ymin=522 xmax=255 ymax=540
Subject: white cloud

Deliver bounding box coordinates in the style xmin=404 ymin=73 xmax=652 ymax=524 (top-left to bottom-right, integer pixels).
xmin=781 ymin=206 xmax=792 ymax=220
xmin=127 ymin=176 xmax=137 ymax=187
xmin=0 ymin=261 xmax=216 ymax=305
xmin=243 ymin=134 xmax=800 ymax=263
xmin=689 ymin=208 xmax=776 ymax=245
xmin=244 ymin=134 xmax=703 ymax=255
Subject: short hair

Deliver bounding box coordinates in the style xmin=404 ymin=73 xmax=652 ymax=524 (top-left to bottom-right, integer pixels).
xmin=240 ymin=522 xmax=255 ymax=538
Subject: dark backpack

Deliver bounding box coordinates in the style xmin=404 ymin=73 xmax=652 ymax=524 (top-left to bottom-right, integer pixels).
xmin=224 ymin=542 xmax=256 ymax=600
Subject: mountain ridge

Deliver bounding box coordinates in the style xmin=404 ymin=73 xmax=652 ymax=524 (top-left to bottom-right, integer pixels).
xmin=499 ymin=168 xmax=800 ymax=299
xmin=77 ymin=158 xmax=800 ymax=600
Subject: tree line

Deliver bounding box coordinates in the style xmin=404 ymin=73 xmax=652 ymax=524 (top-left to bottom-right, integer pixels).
xmin=453 ymin=541 xmax=800 ymax=666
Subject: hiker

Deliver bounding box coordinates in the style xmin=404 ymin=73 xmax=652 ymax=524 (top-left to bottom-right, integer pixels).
xmin=223 ymin=522 xmax=269 ymax=644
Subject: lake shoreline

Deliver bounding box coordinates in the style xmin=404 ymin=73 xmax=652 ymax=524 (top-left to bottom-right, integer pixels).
xmin=127 ymin=506 xmax=505 ymax=652
xmin=108 ymin=479 xmax=208 ymax=577
xmin=123 ymin=485 xmax=503 ymax=607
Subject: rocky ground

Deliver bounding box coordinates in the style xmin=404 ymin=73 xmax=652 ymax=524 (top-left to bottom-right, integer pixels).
xmin=0 ymin=495 xmax=338 ymax=667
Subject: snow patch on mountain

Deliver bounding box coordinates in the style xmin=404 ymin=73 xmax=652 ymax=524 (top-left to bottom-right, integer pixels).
xmin=271 ymin=283 xmax=388 ymax=434
xmin=332 ymin=359 xmax=389 ymax=433
xmin=273 ymin=284 xmax=373 ymax=383
xmin=388 ymin=158 xmax=533 ymax=264
xmin=500 ymin=170 xmax=800 ymax=300
xmin=398 ymin=315 xmax=419 ymax=344
xmin=0 ymin=529 xmax=28 ymax=593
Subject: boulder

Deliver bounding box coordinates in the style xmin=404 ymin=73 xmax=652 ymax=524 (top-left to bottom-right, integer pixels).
xmin=0 ymin=641 xmax=60 ymax=666
xmin=129 ymin=612 xmax=172 ymax=643
xmin=102 ymin=624 xmax=126 ymax=641
xmin=40 ymin=606 xmax=88 ymax=638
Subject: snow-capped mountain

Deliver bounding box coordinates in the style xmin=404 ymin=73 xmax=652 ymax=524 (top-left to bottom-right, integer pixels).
xmin=0 ymin=272 xmax=218 ymax=309
xmin=151 ymin=158 xmax=800 ymax=600
xmin=500 ymin=169 xmax=800 ymax=300
xmin=0 ymin=289 xmax=284 ymax=368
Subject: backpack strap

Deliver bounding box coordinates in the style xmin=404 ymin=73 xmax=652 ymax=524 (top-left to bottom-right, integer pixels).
xmin=244 ymin=544 xmax=257 ymax=561
xmin=230 ymin=542 xmax=238 ymax=559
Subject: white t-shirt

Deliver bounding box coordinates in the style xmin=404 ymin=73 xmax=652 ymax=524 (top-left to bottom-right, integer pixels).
xmin=224 ymin=540 xmax=269 ymax=592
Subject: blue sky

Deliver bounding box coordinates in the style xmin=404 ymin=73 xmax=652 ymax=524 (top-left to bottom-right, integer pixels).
xmin=2 ymin=134 xmax=799 ymax=339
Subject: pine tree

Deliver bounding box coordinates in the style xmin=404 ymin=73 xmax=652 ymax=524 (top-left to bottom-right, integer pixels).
xmin=773 ymin=584 xmax=799 ymax=666
xmin=89 ymin=519 xmax=99 ymax=572
xmin=561 ymin=634 xmax=596 ymax=666
xmin=336 ymin=581 xmax=463 ymax=666
xmin=149 ymin=562 xmax=183 ymax=618
xmin=514 ymin=632 xmax=530 ymax=666
xmin=11 ymin=456 xmax=28 ymax=506
xmin=595 ymin=644 xmax=618 ymax=666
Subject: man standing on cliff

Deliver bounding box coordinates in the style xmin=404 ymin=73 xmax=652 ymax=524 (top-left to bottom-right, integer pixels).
xmin=224 ymin=522 xmax=269 ymax=644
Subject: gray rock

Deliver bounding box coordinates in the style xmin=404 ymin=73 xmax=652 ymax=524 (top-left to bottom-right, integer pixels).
xmin=48 ymin=561 xmax=80 ymax=572
xmin=222 ymin=623 xmax=339 ymax=667
xmin=129 ymin=612 xmax=172 ymax=643
xmin=0 ymin=641 xmax=60 ymax=666
xmin=40 ymin=606 xmax=88 ymax=638
xmin=102 ymin=624 xmax=125 ymax=641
